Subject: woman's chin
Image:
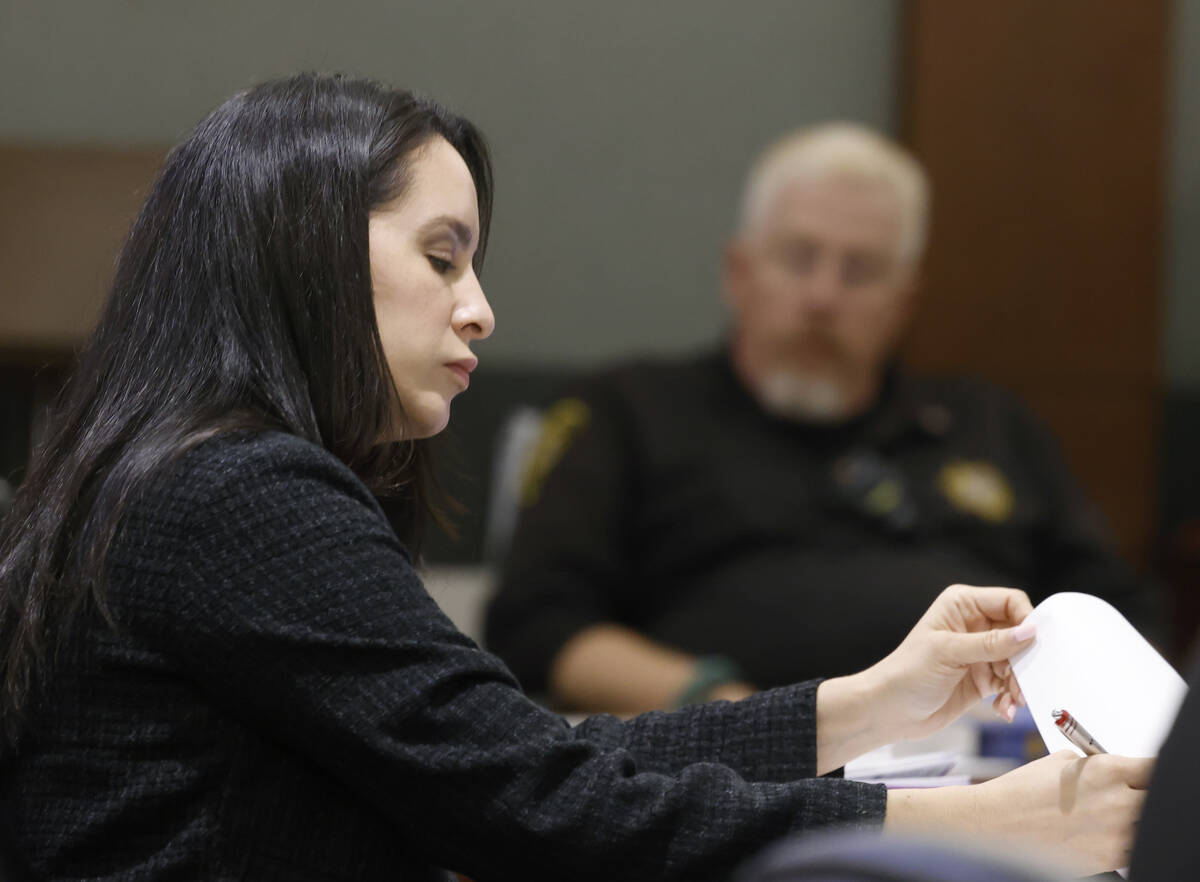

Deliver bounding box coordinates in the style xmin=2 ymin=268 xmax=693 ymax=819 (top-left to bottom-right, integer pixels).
xmin=376 ymin=405 xmax=450 ymax=443
xmin=405 ymin=406 xmax=452 ymax=440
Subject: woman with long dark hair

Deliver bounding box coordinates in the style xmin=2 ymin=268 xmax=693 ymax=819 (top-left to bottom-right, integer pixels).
xmin=0 ymin=74 xmax=1148 ymax=880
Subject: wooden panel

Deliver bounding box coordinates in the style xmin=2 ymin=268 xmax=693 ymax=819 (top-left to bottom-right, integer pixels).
xmin=1009 ymin=377 xmax=1159 ymax=564
xmin=900 ymin=1 xmax=1169 ymax=565
xmin=0 ymin=145 xmax=165 ymax=350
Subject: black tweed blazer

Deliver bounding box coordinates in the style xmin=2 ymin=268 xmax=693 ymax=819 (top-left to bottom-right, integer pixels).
xmin=2 ymin=432 xmax=884 ymax=880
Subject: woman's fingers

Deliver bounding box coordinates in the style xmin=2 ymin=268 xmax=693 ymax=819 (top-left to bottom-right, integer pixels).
xmin=939 ymin=584 xmax=1035 ymax=627
xmin=1100 ymin=754 xmax=1156 ymax=790
xmin=939 ymin=622 xmax=1037 ymax=667
xmin=992 ymin=690 xmax=1015 ymax=721
xmin=980 ymin=665 xmax=1026 ymax=720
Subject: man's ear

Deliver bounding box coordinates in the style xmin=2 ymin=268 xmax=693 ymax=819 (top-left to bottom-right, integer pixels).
xmin=722 ymin=238 xmax=751 ymax=310
xmin=886 ymin=265 xmax=923 ymax=355
xmin=895 ymin=264 xmax=923 ymax=324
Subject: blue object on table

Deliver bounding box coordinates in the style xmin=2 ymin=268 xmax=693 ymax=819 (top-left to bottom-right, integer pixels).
xmin=977 ymin=705 xmax=1044 ymax=761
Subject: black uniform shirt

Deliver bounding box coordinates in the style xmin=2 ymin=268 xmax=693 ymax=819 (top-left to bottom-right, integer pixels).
xmin=486 ymin=349 xmax=1159 ymax=693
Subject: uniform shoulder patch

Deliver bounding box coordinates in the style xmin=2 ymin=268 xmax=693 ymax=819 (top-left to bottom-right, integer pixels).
xmin=519 ymin=397 xmax=591 ymax=507
xmin=937 ymin=460 xmax=1015 ymax=523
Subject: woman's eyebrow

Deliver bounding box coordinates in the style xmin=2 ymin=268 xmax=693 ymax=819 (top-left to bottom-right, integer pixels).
xmin=417 ymin=215 xmax=475 ymax=249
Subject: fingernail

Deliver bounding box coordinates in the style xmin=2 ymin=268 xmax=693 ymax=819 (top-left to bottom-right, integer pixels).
xmin=1005 ymin=704 xmax=1016 ymax=722
xmin=1012 ymin=620 xmax=1036 ymax=642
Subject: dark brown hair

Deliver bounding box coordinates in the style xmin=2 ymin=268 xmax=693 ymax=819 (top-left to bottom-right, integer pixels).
xmin=0 ymin=73 xmax=493 ymax=740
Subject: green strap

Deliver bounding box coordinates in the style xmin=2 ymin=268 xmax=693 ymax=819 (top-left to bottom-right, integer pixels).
xmin=671 ymin=655 xmax=744 ymax=709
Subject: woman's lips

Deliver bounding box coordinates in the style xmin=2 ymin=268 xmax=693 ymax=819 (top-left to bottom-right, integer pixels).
xmin=446 ymin=359 xmax=477 ymax=389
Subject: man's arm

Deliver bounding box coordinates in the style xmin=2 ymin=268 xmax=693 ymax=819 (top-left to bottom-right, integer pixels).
xmin=551 ymin=623 xmax=755 ymax=715
xmin=486 ymin=377 xmax=753 ymax=712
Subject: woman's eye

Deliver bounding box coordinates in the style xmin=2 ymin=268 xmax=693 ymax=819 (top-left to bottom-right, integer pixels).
xmin=427 ymin=255 xmax=454 ymax=274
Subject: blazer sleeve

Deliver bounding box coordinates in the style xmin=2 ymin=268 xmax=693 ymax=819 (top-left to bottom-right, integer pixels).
xmin=137 ymin=434 xmax=885 ymax=882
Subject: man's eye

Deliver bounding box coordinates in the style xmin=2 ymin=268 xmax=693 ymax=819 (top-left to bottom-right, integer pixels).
xmin=843 ymin=254 xmax=888 ymax=286
xmin=427 ymin=255 xmax=454 ymax=274
xmin=776 ymin=243 xmax=818 ymax=275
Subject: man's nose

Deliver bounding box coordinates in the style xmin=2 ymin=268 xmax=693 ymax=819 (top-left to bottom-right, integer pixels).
xmin=799 ymin=256 xmax=842 ymax=314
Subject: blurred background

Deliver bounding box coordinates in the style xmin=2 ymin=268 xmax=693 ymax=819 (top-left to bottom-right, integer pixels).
xmin=1 ymin=1 xmax=1198 ymax=658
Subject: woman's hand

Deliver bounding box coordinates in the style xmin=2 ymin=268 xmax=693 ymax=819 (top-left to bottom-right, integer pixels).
xmin=977 ymin=751 xmax=1152 ymax=874
xmin=864 ymin=583 xmax=1036 ymax=741
xmin=887 ymin=751 xmax=1153 ymax=875
xmin=816 ymin=584 xmax=1035 ymax=773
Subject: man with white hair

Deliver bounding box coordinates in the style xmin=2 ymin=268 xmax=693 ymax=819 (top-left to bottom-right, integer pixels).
xmin=728 ymin=124 xmax=927 ymax=427
xmin=485 ymin=124 xmax=1159 ymax=715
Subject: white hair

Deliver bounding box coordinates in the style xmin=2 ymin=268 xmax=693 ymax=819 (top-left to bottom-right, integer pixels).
xmin=738 ymin=123 xmax=930 ymax=263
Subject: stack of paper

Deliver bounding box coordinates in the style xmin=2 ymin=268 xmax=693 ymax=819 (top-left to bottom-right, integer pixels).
xmin=845 ymin=747 xmax=969 ymax=788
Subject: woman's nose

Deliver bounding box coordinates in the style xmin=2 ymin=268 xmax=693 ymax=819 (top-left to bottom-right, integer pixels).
xmin=454 ymin=271 xmax=495 ymax=341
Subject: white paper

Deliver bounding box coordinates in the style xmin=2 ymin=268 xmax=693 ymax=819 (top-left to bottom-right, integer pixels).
xmin=845 ymin=748 xmax=959 ymax=781
xmin=1011 ymin=592 xmax=1187 ymax=758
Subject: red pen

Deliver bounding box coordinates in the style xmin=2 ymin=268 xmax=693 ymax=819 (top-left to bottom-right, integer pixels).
xmin=1051 ymin=708 xmax=1107 ymax=756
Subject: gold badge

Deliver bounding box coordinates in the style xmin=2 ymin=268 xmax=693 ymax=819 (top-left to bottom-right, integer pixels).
xmin=519 ymin=398 xmax=591 ymax=507
xmin=937 ymin=460 xmax=1015 ymax=523
xmin=864 ymin=477 xmax=904 ymax=517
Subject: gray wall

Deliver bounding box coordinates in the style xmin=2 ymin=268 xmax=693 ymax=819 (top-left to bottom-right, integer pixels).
xmin=8 ymin=2 xmax=1200 ymax=376
xmin=0 ymin=0 xmax=900 ymax=365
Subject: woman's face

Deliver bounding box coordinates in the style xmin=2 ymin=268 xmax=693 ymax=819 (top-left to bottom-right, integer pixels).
xmin=369 ymin=137 xmax=495 ymax=440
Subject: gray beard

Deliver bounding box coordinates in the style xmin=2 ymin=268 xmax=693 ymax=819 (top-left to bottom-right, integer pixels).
xmin=754 ymin=371 xmax=855 ymax=424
